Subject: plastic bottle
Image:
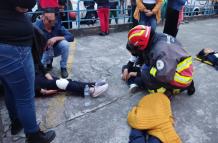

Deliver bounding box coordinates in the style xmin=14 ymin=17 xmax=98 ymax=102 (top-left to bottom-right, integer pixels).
xmin=84 ymin=85 xmax=91 ymax=107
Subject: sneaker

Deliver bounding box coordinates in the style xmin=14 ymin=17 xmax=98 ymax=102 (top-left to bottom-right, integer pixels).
xmin=90 ymin=83 xmax=108 ymax=97
xmin=61 ymin=68 xmax=68 ymax=78
xmin=129 ymin=84 xmax=139 ymax=93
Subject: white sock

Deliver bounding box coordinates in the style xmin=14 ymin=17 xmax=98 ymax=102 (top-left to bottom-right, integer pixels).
xmin=56 ymin=79 xmax=69 ymax=90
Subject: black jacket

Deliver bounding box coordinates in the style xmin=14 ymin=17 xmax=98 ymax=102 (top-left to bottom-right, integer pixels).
xmin=0 ymin=0 xmax=36 ymax=46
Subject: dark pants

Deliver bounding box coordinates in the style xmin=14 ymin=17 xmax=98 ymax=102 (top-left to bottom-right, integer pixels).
xmin=206 ymin=54 xmax=218 ymax=70
xmin=130 ymin=5 xmax=138 ymax=28
xmin=129 ymin=128 xmax=161 ymax=143
xmin=163 ymin=7 xmax=179 ymax=37
xmin=110 ymin=9 xmax=118 ymax=24
xmin=35 ymin=74 xmax=95 ymax=96
xmin=122 ymin=65 xmax=144 ymax=87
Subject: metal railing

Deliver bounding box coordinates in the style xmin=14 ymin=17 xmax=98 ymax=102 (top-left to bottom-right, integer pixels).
xmin=29 ymin=0 xmax=217 ymax=30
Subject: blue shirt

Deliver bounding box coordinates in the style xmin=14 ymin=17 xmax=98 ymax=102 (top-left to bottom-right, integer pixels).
xmin=34 ymin=19 xmax=74 ymax=42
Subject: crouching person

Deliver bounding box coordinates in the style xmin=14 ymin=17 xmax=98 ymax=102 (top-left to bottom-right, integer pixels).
xmin=126 ymin=25 xmax=195 ymax=96
xmin=34 ymin=8 xmax=74 ymax=78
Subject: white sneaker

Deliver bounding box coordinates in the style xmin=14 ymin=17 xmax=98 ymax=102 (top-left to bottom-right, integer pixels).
xmin=129 ymin=84 xmax=139 ymax=93
xmin=90 ymin=83 xmax=109 ymax=97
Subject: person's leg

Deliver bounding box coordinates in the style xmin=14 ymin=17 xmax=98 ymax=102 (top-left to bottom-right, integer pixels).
xmin=41 ymin=50 xmax=52 ymax=66
xmin=128 ymin=5 xmax=131 ymax=22
xmin=131 ymin=5 xmax=138 ymax=27
xmin=66 ymin=80 xmax=87 ymax=93
xmin=54 ymin=40 xmax=69 ymax=69
xmin=114 ymin=8 xmax=118 ymax=24
xmin=35 ymin=75 xmax=58 ymax=90
xmin=54 ymin=40 xmax=69 ymax=78
xmin=139 ymin=12 xmax=148 ymax=26
xmin=0 ymin=44 xmax=38 ymax=134
xmin=148 ymin=16 xmax=157 ymax=32
xmin=66 ymin=79 xmax=108 ymax=97
xmin=104 ymin=8 xmax=110 ymax=34
xmin=163 ymin=7 xmax=179 ymax=37
xmin=2 ymin=80 xmax=23 ymax=135
xmin=129 ymin=128 xmax=146 ymax=143
xmin=97 ymin=8 xmax=106 ymax=33
xmin=109 ymin=9 xmax=113 ymax=24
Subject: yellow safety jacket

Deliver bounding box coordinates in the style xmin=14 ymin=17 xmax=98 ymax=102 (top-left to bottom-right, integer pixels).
xmin=141 ymin=33 xmax=193 ymax=93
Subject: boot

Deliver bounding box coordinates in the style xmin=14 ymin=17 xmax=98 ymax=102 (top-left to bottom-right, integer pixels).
xmin=11 ymin=119 xmax=23 ymax=135
xmin=26 ymin=130 xmax=56 ymax=143
xmin=187 ymin=81 xmax=195 ymax=96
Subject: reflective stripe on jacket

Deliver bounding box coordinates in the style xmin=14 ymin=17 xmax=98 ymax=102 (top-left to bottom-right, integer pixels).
xmin=145 ymin=33 xmax=193 ymax=89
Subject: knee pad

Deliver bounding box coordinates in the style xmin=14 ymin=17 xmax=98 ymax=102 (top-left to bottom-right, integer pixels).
xmin=56 ymin=79 xmax=69 ymax=90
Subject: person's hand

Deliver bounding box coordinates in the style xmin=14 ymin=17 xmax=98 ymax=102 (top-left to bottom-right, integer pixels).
xmin=15 ymin=6 xmax=28 ymax=13
xmin=127 ymin=72 xmax=137 ymax=79
xmin=47 ymin=37 xmax=57 ymax=47
xmin=40 ymin=89 xmax=58 ymax=95
xmin=144 ymin=9 xmax=151 ymax=13
xmin=45 ymin=73 xmax=53 ymax=80
xmin=145 ymin=11 xmax=154 ymax=17
xmin=122 ymin=68 xmax=129 ymax=81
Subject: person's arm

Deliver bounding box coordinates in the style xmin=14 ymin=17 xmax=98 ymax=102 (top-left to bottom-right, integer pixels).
xmin=152 ymin=0 xmax=163 ymax=14
xmin=40 ymin=89 xmax=58 ymax=96
xmin=60 ymin=26 xmax=74 ymax=42
xmin=136 ymin=0 xmax=149 ymax=13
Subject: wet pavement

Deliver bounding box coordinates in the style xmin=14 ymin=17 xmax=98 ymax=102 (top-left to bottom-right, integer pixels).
xmin=0 ymin=18 xmax=218 ymax=143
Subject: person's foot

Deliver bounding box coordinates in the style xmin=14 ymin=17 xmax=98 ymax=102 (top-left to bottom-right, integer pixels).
xmin=90 ymin=83 xmax=108 ymax=97
xmin=11 ymin=119 xmax=23 ymax=135
xmin=129 ymin=84 xmax=139 ymax=93
xmin=26 ymin=130 xmax=56 ymax=143
xmin=187 ymin=81 xmax=195 ymax=96
xmin=105 ymin=31 xmax=109 ymax=35
xmin=99 ymin=32 xmax=106 ymax=36
xmin=61 ymin=68 xmax=68 ymax=78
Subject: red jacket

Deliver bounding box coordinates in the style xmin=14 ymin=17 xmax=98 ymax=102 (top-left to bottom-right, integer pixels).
xmin=39 ymin=0 xmax=59 ymax=8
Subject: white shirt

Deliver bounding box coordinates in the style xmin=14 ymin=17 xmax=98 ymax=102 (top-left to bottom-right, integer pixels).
xmin=143 ymin=0 xmax=156 ymax=4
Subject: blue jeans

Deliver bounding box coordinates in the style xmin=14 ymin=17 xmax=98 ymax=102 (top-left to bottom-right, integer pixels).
xmin=0 ymin=43 xmax=39 ymax=133
xmin=129 ymin=128 xmax=161 ymax=143
xmin=41 ymin=40 xmax=69 ymax=68
xmin=139 ymin=12 xmax=157 ymax=32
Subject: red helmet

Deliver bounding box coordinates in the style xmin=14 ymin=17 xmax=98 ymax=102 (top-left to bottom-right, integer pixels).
xmin=128 ymin=25 xmax=151 ymax=51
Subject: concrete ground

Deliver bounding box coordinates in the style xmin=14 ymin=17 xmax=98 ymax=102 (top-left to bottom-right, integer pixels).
xmin=0 ymin=18 xmax=218 ymax=143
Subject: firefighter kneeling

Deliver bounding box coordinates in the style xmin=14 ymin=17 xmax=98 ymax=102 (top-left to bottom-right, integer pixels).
xmin=125 ymin=25 xmax=195 ymax=95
